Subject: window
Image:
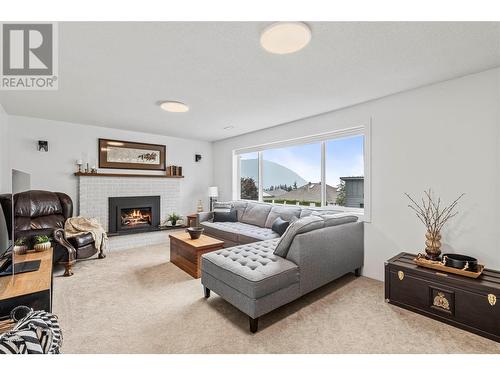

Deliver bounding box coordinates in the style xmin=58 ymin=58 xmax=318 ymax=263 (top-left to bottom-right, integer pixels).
xmin=262 ymin=143 xmax=321 ymax=207
xmin=239 ymin=152 xmax=259 ymax=200
xmin=234 ymin=126 xmax=369 ymax=215
xmin=326 ymin=135 xmax=364 ymax=208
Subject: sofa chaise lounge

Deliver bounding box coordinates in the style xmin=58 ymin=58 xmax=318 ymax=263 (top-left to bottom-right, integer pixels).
xmin=199 ymin=202 xmax=364 ymax=333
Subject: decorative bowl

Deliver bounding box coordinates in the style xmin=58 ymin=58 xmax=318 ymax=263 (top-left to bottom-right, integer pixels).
xmin=13 ymin=245 xmax=28 ymax=255
xmin=442 ymin=253 xmax=478 ymax=272
xmin=34 ymin=242 xmax=51 ymax=252
xmin=186 ymin=227 xmax=204 ymax=240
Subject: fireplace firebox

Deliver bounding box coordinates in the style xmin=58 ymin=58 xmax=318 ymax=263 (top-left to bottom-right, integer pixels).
xmin=108 ymin=196 xmax=160 ymax=235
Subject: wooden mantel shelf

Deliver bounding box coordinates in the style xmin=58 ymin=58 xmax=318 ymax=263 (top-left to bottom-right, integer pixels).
xmin=74 ymin=172 xmax=184 ymax=178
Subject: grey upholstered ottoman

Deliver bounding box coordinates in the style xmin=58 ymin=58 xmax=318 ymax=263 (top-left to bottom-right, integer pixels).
xmin=201 ymin=238 xmax=300 ymax=332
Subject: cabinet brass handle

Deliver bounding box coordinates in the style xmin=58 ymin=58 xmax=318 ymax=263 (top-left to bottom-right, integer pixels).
xmin=488 ymin=294 xmax=496 ymax=306
xmin=398 ymin=271 xmax=404 ymax=280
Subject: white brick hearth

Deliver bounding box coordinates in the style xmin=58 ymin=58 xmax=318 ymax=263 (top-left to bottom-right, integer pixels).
xmin=78 ymin=176 xmax=181 ymax=251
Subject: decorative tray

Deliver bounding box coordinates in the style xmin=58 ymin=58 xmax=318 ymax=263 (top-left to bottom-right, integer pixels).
xmin=414 ymin=253 xmax=484 ymax=279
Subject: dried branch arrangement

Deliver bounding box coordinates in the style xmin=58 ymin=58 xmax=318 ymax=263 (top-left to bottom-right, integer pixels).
xmin=404 ymin=189 xmax=465 ymax=236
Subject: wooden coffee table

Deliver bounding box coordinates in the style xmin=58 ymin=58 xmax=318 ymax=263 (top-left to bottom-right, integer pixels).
xmin=169 ymin=232 xmax=224 ymax=278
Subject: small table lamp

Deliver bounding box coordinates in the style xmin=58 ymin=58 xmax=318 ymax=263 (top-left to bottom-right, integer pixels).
xmin=208 ymin=186 xmax=218 ymax=211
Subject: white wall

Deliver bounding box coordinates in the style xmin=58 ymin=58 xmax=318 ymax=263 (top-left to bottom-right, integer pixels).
xmin=0 ymin=104 xmax=9 ymax=193
xmin=7 ymin=116 xmax=213 ymax=216
xmin=212 ymin=68 xmax=500 ymax=281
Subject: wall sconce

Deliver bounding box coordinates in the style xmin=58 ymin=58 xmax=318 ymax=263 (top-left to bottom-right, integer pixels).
xmin=195 ymin=154 xmax=202 ymax=162
xmin=38 ymin=140 xmax=49 ymax=152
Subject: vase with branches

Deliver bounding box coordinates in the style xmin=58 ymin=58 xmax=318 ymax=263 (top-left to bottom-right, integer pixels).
xmin=405 ymin=189 xmax=464 ymax=260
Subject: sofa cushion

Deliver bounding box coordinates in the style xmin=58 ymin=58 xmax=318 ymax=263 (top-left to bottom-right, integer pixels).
xmin=201 ymin=238 xmax=299 ymax=298
xmin=231 ymin=201 xmax=248 ymax=221
xmin=30 ymin=214 xmax=66 ymax=230
xmin=14 ymin=190 xmax=63 ymax=218
xmin=271 ymin=217 xmax=290 ymax=236
xmin=300 ymin=208 xmax=342 ymax=218
xmin=68 ymin=232 xmax=94 ymax=248
xmin=264 ymin=205 xmax=302 ymax=228
xmin=240 ymin=202 xmax=272 ymax=228
xmin=200 ymin=221 xmax=279 ymax=243
xmin=213 ymin=209 xmax=238 ymax=222
xmin=200 ymin=221 xmax=239 ymax=243
xmin=273 ymin=216 xmax=325 ymax=257
xmin=321 ymin=213 xmax=358 ymax=227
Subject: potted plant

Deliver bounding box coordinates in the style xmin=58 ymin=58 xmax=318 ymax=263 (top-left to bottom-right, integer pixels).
xmin=167 ymin=213 xmax=181 ymax=226
xmin=34 ymin=235 xmax=51 ymax=252
xmin=405 ymin=189 xmax=464 ymax=260
xmin=13 ymin=237 xmax=28 ymax=255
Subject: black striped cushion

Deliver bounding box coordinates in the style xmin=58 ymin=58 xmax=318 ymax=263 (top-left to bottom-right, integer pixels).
xmin=0 ymin=310 xmax=62 ymax=354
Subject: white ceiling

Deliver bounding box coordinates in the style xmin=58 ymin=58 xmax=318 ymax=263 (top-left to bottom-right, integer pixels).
xmin=1 ymin=22 xmax=499 ymax=141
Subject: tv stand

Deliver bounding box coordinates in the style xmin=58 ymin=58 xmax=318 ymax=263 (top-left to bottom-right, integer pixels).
xmin=0 ymin=249 xmax=53 ymax=319
xmin=0 ymin=254 xmax=41 ymax=277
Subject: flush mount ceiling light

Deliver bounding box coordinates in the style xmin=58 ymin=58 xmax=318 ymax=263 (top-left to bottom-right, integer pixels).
xmin=260 ymin=22 xmax=311 ymax=54
xmin=160 ymin=101 xmax=189 ymax=113
xmin=224 ymin=125 xmax=235 ymax=130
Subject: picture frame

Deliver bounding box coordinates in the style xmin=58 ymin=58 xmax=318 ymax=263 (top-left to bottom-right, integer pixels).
xmin=98 ymin=139 xmax=166 ymax=171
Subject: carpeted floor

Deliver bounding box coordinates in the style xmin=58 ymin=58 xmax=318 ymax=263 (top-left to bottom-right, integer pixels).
xmin=53 ymin=240 xmax=500 ymax=354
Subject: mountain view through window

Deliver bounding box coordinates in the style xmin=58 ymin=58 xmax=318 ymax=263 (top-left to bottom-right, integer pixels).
xmin=239 ymin=135 xmax=364 ymax=207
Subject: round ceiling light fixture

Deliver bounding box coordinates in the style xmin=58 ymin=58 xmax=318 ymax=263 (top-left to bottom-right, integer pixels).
xmin=260 ymin=22 xmax=311 ymax=54
xmin=160 ymin=101 xmax=189 ymax=113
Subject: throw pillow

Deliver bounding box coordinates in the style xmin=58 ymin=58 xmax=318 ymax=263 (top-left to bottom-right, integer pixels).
xmin=271 ymin=217 xmax=290 ymax=236
xmin=213 ymin=201 xmax=233 ymax=213
xmin=213 ymin=209 xmax=238 ymax=222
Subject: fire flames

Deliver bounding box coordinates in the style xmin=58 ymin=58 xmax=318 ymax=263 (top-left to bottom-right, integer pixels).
xmin=121 ymin=208 xmax=152 ymax=227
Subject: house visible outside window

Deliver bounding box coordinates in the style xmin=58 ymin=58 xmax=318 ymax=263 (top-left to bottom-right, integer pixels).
xmin=234 ymin=126 xmax=370 ymax=216
xmin=326 ymin=135 xmax=364 ymax=208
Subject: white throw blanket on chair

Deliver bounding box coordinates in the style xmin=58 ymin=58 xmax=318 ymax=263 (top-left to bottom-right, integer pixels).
xmin=64 ymin=217 xmax=108 ymax=252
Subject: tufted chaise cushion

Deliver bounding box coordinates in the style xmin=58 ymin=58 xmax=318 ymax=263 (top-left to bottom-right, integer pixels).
xmin=200 ymin=221 xmax=280 ymax=243
xmin=201 ymin=239 xmax=299 ymax=299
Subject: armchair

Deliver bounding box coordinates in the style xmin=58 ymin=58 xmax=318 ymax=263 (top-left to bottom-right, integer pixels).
xmin=12 ymin=190 xmax=105 ymax=276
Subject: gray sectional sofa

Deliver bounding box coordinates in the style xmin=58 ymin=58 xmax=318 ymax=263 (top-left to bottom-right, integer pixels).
xmin=197 ymin=200 xmax=345 ymax=247
xmin=198 ymin=201 xmax=364 ymax=333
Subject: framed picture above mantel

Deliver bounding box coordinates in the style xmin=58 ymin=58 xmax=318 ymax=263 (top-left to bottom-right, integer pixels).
xmin=98 ymin=139 xmax=166 ymax=171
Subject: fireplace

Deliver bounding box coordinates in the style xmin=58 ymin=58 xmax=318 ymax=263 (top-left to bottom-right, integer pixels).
xmin=108 ymin=196 xmax=160 ymax=235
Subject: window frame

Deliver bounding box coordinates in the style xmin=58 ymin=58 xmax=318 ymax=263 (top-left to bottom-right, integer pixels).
xmin=232 ymin=124 xmax=371 ymax=221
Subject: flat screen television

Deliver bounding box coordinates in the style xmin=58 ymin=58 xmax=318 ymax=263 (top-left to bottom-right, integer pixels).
xmin=0 ymin=170 xmax=40 ymax=277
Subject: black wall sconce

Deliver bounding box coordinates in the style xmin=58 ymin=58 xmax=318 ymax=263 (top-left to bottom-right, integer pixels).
xmin=195 ymin=154 xmax=202 ymax=162
xmin=38 ymin=140 xmax=49 ymax=152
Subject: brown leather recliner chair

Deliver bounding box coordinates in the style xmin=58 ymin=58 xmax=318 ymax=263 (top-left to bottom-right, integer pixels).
xmin=12 ymin=190 xmax=105 ymax=276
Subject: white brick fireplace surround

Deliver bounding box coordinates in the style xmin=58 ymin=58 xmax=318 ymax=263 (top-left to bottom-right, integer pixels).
xmin=78 ymin=176 xmax=181 ymax=251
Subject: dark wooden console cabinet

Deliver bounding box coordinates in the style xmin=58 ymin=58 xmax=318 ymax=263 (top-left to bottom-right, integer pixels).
xmin=385 ymin=252 xmax=500 ymax=343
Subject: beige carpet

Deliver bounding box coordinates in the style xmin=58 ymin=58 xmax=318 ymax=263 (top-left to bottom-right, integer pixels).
xmin=53 ymin=240 xmax=500 ymax=354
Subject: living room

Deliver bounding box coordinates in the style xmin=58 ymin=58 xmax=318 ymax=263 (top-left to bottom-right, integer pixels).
xmin=1 ymin=0 xmax=499 ymax=372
